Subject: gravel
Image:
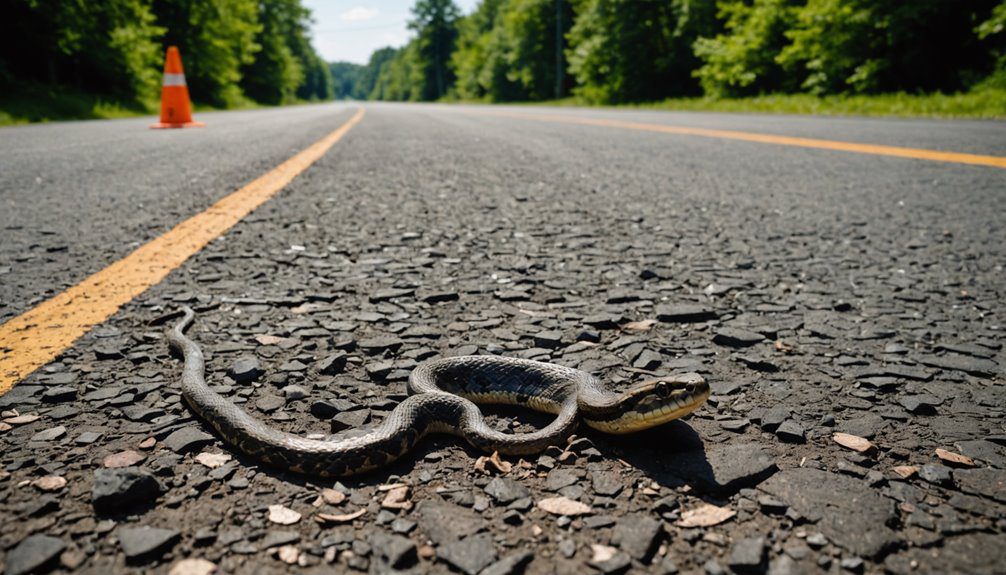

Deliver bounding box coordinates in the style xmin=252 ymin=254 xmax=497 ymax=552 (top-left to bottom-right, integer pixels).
xmin=0 ymin=104 xmax=1003 ymax=574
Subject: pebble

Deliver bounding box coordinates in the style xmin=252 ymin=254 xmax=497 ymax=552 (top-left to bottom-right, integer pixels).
xmin=162 ymin=426 xmax=213 ymax=453
xmin=438 ymin=533 xmax=497 ymax=575
xmin=775 ymin=420 xmax=806 ymax=443
xmin=918 ymin=464 xmax=954 ymax=487
xmin=227 ymin=357 xmax=263 ymax=383
xmin=484 ymin=477 xmax=531 ymax=504
xmin=371 ymin=532 xmax=417 ymax=569
xmin=4 ymin=534 xmax=65 ymax=575
xmin=611 ymin=512 xmax=662 ymax=562
xmin=117 ymin=526 xmax=180 ymax=563
xmin=728 ymin=536 xmax=766 ymax=572
xmin=30 ymin=426 xmax=66 ymax=442
xmin=656 ymin=305 xmax=717 ymax=323
xmin=481 ymin=550 xmax=534 ymax=575
xmin=713 ymin=328 xmax=765 ymax=348
xmin=92 ymin=467 xmax=161 ymax=512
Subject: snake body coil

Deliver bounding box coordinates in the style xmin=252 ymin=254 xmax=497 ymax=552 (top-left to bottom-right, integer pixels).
xmin=168 ymin=307 xmax=709 ymax=477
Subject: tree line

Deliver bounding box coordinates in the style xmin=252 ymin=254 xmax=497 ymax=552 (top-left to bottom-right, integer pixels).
xmin=0 ymin=0 xmax=333 ymax=108
xmin=332 ymin=0 xmax=1006 ymax=104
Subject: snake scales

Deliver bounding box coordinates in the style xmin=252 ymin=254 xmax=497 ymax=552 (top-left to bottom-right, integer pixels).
xmin=168 ymin=306 xmax=710 ymax=477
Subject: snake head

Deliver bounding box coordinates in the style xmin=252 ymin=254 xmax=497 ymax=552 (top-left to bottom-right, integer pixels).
xmin=583 ymin=373 xmax=710 ymax=434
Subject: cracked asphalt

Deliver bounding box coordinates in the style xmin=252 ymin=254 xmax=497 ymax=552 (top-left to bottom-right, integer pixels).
xmin=1 ymin=103 xmax=1004 ymax=575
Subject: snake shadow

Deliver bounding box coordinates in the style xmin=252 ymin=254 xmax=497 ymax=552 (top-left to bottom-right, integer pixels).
xmin=586 ymin=419 xmax=719 ymax=495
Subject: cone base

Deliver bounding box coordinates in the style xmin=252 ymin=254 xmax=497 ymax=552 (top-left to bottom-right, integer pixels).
xmin=150 ymin=121 xmax=205 ymax=129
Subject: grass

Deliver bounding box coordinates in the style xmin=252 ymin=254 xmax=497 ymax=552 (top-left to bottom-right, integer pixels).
xmin=0 ymin=83 xmax=158 ymax=126
xmin=538 ymin=89 xmax=1006 ymax=119
xmin=5 ymin=81 xmax=1004 ymax=125
xmin=0 ymin=82 xmax=268 ymax=127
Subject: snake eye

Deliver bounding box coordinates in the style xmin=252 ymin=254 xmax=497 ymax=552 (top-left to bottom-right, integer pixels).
xmin=655 ymin=381 xmax=669 ymax=398
xmin=684 ymin=383 xmax=696 ymax=394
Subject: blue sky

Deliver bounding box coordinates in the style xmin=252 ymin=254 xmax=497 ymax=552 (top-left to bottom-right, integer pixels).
xmin=303 ymin=1 xmax=480 ymax=65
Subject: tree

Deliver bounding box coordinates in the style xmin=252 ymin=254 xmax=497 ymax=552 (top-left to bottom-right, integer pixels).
xmin=408 ymin=0 xmax=461 ymax=100
xmin=568 ymin=0 xmax=714 ymax=103
xmin=778 ymin=0 xmax=1001 ymax=94
xmin=154 ymin=0 xmax=262 ymax=107
xmin=1 ymin=0 xmax=166 ymax=102
xmin=977 ymin=1 xmax=1006 ymax=88
xmin=451 ymin=0 xmax=509 ymax=100
xmin=329 ymin=61 xmax=363 ymax=99
xmin=497 ymin=0 xmax=574 ymax=100
xmin=692 ymin=0 xmax=798 ymax=98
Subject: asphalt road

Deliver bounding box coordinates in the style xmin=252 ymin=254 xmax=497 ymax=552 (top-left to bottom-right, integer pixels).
xmin=0 ymin=103 xmax=1004 ymax=574
xmin=2 ymin=103 xmax=1004 ymax=322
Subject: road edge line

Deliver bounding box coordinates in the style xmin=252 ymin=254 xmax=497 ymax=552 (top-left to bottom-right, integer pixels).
xmin=466 ymin=110 xmax=1006 ymax=169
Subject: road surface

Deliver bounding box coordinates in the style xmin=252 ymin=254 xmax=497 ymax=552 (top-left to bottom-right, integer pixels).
xmin=0 ymin=103 xmax=1004 ymax=574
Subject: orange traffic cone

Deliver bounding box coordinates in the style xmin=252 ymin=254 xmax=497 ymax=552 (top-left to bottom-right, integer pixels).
xmin=150 ymin=46 xmax=204 ymax=129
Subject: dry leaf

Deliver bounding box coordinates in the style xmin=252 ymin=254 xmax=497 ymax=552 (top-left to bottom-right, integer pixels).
xmin=590 ymin=544 xmax=618 ymax=563
xmin=268 ymin=505 xmax=302 ymax=525
xmin=832 ymin=432 xmax=877 ymax=455
xmin=774 ymin=340 xmax=794 ymax=353
xmin=537 ymin=497 xmax=592 ymax=516
xmin=255 ymin=334 xmax=286 ymax=346
xmin=138 ymin=437 xmax=156 ymax=450
xmin=320 ymin=488 xmax=346 ymax=506
xmin=4 ymin=414 xmax=40 ymax=426
xmin=475 ymin=451 xmax=512 ymax=475
xmin=32 ymin=475 xmax=67 ymax=492
xmin=892 ymin=465 xmax=919 ymax=479
xmin=935 ymin=448 xmax=976 ymax=468
xmin=314 ymin=508 xmax=366 ymax=524
xmin=0 ymin=422 xmax=11 ymax=433
xmin=168 ymin=558 xmax=217 ymax=575
xmin=381 ymin=485 xmax=412 ymax=510
xmin=291 ymin=303 xmax=326 ymax=314
xmin=676 ymin=504 xmax=736 ymax=528
xmin=623 ymin=319 xmax=657 ymax=331
xmin=103 ymin=450 xmax=146 ymax=468
xmin=378 ymin=482 xmax=408 ymax=491
xmin=195 ymin=452 xmax=232 ymax=469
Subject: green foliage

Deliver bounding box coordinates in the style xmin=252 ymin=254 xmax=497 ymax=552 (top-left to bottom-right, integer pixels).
xmin=450 ymin=0 xmax=521 ymax=101
xmin=0 ymin=0 xmax=332 ymax=117
xmin=370 ymin=43 xmax=424 ymax=101
xmin=154 ymin=0 xmax=262 ymax=107
xmin=779 ymin=0 xmax=1002 ymax=94
xmin=775 ymin=0 xmax=875 ymax=93
xmin=354 ymin=48 xmax=399 ymax=99
xmin=0 ymin=0 xmax=166 ymax=102
xmin=494 ymin=0 xmax=573 ymax=100
xmin=977 ymin=1 xmax=1006 ymax=88
xmin=329 ymin=62 xmax=364 ymax=99
xmin=568 ymin=0 xmax=715 ymax=104
xmin=692 ymin=0 xmax=798 ymax=98
xmin=408 ymin=0 xmax=462 ymax=100
xmin=5 ymin=0 xmax=1006 ymax=121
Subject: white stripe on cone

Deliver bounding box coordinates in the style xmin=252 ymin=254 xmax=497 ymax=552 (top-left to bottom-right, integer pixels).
xmin=162 ymin=73 xmax=186 ymax=87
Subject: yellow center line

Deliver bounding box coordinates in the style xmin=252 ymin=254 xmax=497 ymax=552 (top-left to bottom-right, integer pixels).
xmin=465 ymin=109 xmax=1006 ymax=169
xmin=0 ymin=107 xmax=366 ymax=394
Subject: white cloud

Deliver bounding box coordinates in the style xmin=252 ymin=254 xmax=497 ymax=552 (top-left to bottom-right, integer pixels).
xmin=340 ymin=7 xmax=379 ymax=22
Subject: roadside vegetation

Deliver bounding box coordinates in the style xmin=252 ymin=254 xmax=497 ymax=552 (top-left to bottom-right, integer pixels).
xmin=0 ymin=0 xmax=331 ymax=125
xmin=331 ymin=0 xmax=1006 ymax=118
xmin=2 ymin=0 xmax=1004 ymax=124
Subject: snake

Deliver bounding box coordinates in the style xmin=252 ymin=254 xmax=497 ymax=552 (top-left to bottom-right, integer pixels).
xmin=167 ymin=306 xmax=710 ymax=477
